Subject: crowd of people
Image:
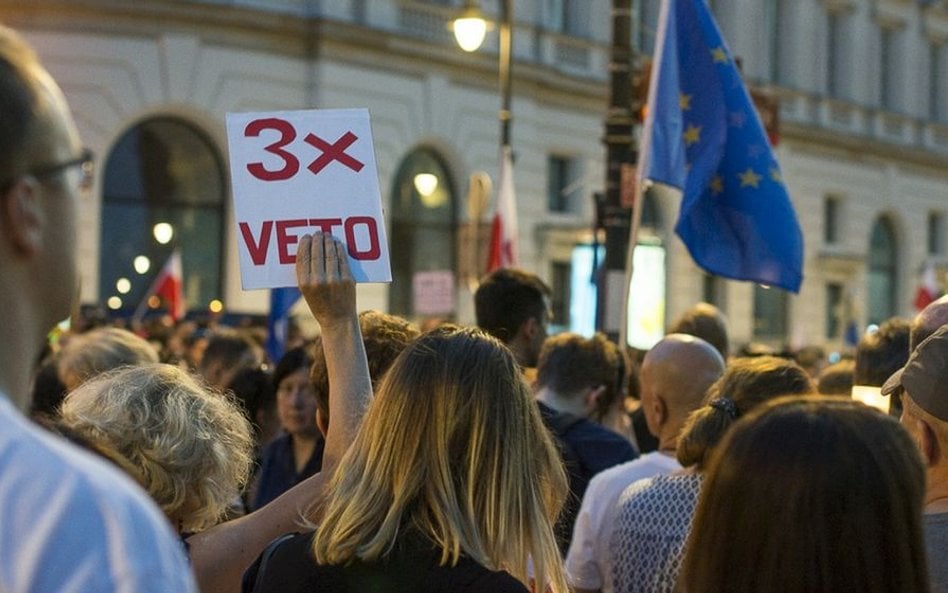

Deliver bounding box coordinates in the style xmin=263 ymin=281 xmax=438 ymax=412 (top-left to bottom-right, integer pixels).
xmin=2 ymin=22 xmax=947 ymax=593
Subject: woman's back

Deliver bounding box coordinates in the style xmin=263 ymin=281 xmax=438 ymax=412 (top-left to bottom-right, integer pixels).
xmin=244 ymin=531 xmax=528 ymax=593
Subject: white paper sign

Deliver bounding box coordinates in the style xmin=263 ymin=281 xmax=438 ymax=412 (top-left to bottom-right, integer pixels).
xmin=226 ymin=108 xmax=391 ymax=289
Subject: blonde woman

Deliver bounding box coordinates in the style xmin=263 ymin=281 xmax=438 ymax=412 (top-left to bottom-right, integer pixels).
xmin=244 ymin=324 xmax=570 ymax=593
xmin=60 ymin=363 xmax=255 ymax=534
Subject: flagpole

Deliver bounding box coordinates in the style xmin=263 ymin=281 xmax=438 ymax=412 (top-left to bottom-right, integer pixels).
xmin=598 ymin=0 xmax=636 ymax=342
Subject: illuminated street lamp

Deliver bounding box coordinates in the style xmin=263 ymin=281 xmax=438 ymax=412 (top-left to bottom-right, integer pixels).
xmin=452 ymin=0 xmax=513 ymax=149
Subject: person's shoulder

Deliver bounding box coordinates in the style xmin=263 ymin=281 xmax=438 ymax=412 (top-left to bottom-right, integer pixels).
xmin=590 ymin=453 xmax=680 ymax=498
xmin=0 ymin=399 xmax=196 ymax=591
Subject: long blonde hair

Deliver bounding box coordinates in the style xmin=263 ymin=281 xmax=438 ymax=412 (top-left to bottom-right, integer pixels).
xmin=312 ymin=326 xmax=568 ymax=592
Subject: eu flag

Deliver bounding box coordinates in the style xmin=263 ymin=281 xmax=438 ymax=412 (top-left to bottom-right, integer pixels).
xmin=265 ymin=287 xmax=300 ymax=363
xmin=639 ymin=0 xmax=804 ymax=292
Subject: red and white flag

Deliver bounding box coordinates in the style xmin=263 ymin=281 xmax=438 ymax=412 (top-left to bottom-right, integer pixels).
xmin=914 ymin=261 xmax=940 ymax=311
xmin=486 ymin=145 xmax=518 ymax=272
xmin=135 ymin=250 xmax=185 ymax=321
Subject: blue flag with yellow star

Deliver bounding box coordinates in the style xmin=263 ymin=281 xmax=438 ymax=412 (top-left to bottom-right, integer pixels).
xmin=638 ymin=0 xmax=803 ymax=292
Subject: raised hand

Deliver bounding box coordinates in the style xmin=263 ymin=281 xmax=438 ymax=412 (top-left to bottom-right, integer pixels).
xmin=295 ymin=232 xmax=356 ymax=328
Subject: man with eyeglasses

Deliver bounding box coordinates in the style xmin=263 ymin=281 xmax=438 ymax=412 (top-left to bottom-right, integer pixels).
xmin=0 ymin=25 xmax=197 ymax=592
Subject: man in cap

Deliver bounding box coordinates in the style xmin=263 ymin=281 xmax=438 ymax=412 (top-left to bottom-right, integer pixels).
xmin=882 ymin=324 xmax=948 ymax=592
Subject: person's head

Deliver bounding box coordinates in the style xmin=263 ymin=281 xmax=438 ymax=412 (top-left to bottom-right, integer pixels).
xmin=638 ymin=334 xmax=725 ymax=447
xmin=59 ymin=363 xmax=254 ymax=533
xmin=680 ymin=397 xmax=928 ymax=593
xmin=225 ymin=365 xmax=278 ymax=447
xmin=911 ymin=294 xmax=948 ymax=350
xmin=676 ymin=355 xmax=814 ymax=470
xmin=0 ymin=26 xmax=90 ymax=399
xmin=882 ymin=325 xmax=948 ymax=491
xmin=816 ymin=359 xmax=855 ymax=396
xmin=854 ymin=317 xmax=910 ymax=387
xmin=474 ymin=268 xmax=552 ymax=367
xmin=198 ymin=328 xmax=263 ymax=390
xmin=273 ymin=347 xmax=318 ymax=440
xmin=793 ymin=345 xmax=827 ymax=377
xmin=312 ymin=325 xmax=568 ymax=592
xmin=668 ymin=302 xmax=729 ymax=360
xmin=56 ymin=327 xmax=160 ymax=392
xmin=535 ymin=332 xmax=624 ymax=421
xmin=309 ymin=310 xmax=420 ymax=432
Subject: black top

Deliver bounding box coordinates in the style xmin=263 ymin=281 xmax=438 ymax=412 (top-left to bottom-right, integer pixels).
xmin=243 ymin=531 xmax=529 ymax=593
xmin=252 ymin=432 xmax=324 ymax=510
xmin=537 ymin=401 xmax=639 ymax=554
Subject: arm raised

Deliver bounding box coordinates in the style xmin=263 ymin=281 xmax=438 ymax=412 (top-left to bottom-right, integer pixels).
xmin=187 ymin=232 xmax=372 ymax=593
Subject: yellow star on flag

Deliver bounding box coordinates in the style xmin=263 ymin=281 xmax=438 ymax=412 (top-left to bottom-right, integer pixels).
xmin=679 ymin=93 xmax=692 ymax=110
xmin=710 ymin=175 xmax=724 ymax=194
xmin=711 ymin=47 xmax=728 ymax=64
xmin=739 ymin=168 xmax=762 ymax=188
xmin=683 ymin=124 xmax=702 ymax=146
xmin=770 ymin=167 xmax=783 ymax=183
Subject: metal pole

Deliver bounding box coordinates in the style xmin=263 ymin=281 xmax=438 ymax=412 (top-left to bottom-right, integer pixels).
xmin=597 ymin=0 xmax=635 ymax=340
xmin=499 ymin=0 xmax=512 ymax=149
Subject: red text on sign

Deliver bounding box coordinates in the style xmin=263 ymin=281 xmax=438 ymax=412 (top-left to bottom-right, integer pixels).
xmin=243 ymin=117 xmax=364 ymax=181
xmin=238 ymin=217 xmax=382 ymax=265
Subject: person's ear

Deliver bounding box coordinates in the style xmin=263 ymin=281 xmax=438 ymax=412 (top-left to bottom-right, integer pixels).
xmin=919 ymin=418 xmax=940 ymax=467
xmin=584 ymin=384 xmax=607 ymax=417
xmin=1 ymin=178 xmax=43 ymax=256
xmin=315 ymin=408 xmax=328 ymax=438
xmin=651 ymin=394 xmax=668 ymax=427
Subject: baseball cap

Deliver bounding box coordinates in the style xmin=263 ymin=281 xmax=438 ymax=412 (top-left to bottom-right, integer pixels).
xmin=881 ymin=324 xmax=948 ymax=421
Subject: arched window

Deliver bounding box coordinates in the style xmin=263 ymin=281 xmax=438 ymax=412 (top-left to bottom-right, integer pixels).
xmin=388 ymin=148 xmax=457 ymax=318
xmin=100 ymin=117 xmax=225 ymax=316
xmin=867 ymin=217 xmax=898 ymax=324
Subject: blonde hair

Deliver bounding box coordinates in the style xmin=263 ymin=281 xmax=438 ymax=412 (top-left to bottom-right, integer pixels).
xmin=60 ymin=363 xmax=254 ymax=533
xmin=57 ymin=327 xmax=159 ymax=391
xmin=312 ymin=326 xmax=569 ymax=592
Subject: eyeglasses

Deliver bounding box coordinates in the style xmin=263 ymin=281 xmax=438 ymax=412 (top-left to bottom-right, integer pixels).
xmin=28 ymin=148 xmax=96 ymax=191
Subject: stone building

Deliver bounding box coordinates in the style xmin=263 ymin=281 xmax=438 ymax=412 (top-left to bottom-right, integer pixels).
xmin=3 ymin=0 xmax=947 ymax=352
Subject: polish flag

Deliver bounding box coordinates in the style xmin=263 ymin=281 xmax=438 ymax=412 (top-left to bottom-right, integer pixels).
xmin=136 ymin=250 xmax=185 ymax=321
xmin=914 ymin=261 xmax=939 ymax=312
xmin=486 ymin=145 xmax=518 ymax=272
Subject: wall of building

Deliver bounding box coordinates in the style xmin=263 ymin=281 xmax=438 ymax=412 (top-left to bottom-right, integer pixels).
xmin=2 ymin=0 xmax=947 ymax=353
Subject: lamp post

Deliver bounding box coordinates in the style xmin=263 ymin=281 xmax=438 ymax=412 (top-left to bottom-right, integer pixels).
xmin=452 ymin=0 xmax=513 ymax=150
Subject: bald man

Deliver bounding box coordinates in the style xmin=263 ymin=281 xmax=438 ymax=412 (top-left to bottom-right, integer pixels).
xmin=565 ymin=334 xmax=725 ymax=593
xmin=912 ymin=294 xmax=948 ymax=350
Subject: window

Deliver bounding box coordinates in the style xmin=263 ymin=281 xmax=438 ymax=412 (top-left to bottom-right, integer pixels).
xmin=824 ymin=195 xmax=840 ymax=245
xmin=753 ymin=284 xmax=788 ymax=339
xmin=826 ymin=283 xmax=843 ymax=339
xmin=826 ymin=10 xmax=843 ymax=97
xmin=389 ymin=148 xmax=457 ymax=318
xmin=931 ymin=42 xmax=945 ymax=123
xmin=703 ymin=274 xmax=727 ymax=310
xmin=550 ymin=261 xmax=571 ymax=334
xmin=867 ymin=217 xmax=898 ymax=325
xmin=543 ymin=0 xmax=589 ymax=36
xmin=880 ymin=27 xmax=901 ymax=112
xmin=929 ymin=212 xmax=943 ymax=256
xmin=636 ymin=0 xmax=661 ymax=55
xmin=100 ymin=117 xmax=225 ymax=316
xmin=547 ymin=155 xmax=580 ymax=213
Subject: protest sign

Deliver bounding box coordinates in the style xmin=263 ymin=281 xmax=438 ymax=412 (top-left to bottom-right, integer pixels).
xmin=226 ymin=108 xmax=391 ymax=288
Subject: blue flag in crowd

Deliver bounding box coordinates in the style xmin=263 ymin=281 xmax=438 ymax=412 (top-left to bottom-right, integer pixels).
xmin=639 ymin=0 xmax=804 ymax=292
xmin=265 ymin=287 xmax=300 ymax=363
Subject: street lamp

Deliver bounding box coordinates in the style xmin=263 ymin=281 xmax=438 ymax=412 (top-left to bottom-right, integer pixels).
xmin=452 ymin=0 xmax=513 ymax=148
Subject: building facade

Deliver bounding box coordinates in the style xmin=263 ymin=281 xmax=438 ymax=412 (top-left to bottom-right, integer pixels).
xmin=3 ymin=0 xmax=947 ymax=352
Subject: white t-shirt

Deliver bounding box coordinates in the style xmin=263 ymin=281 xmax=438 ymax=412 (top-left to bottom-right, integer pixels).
xmin=565 ymin=451 xmax=681 ymax=593
xmin=0 ymin=396 xmax=198 ymax=592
